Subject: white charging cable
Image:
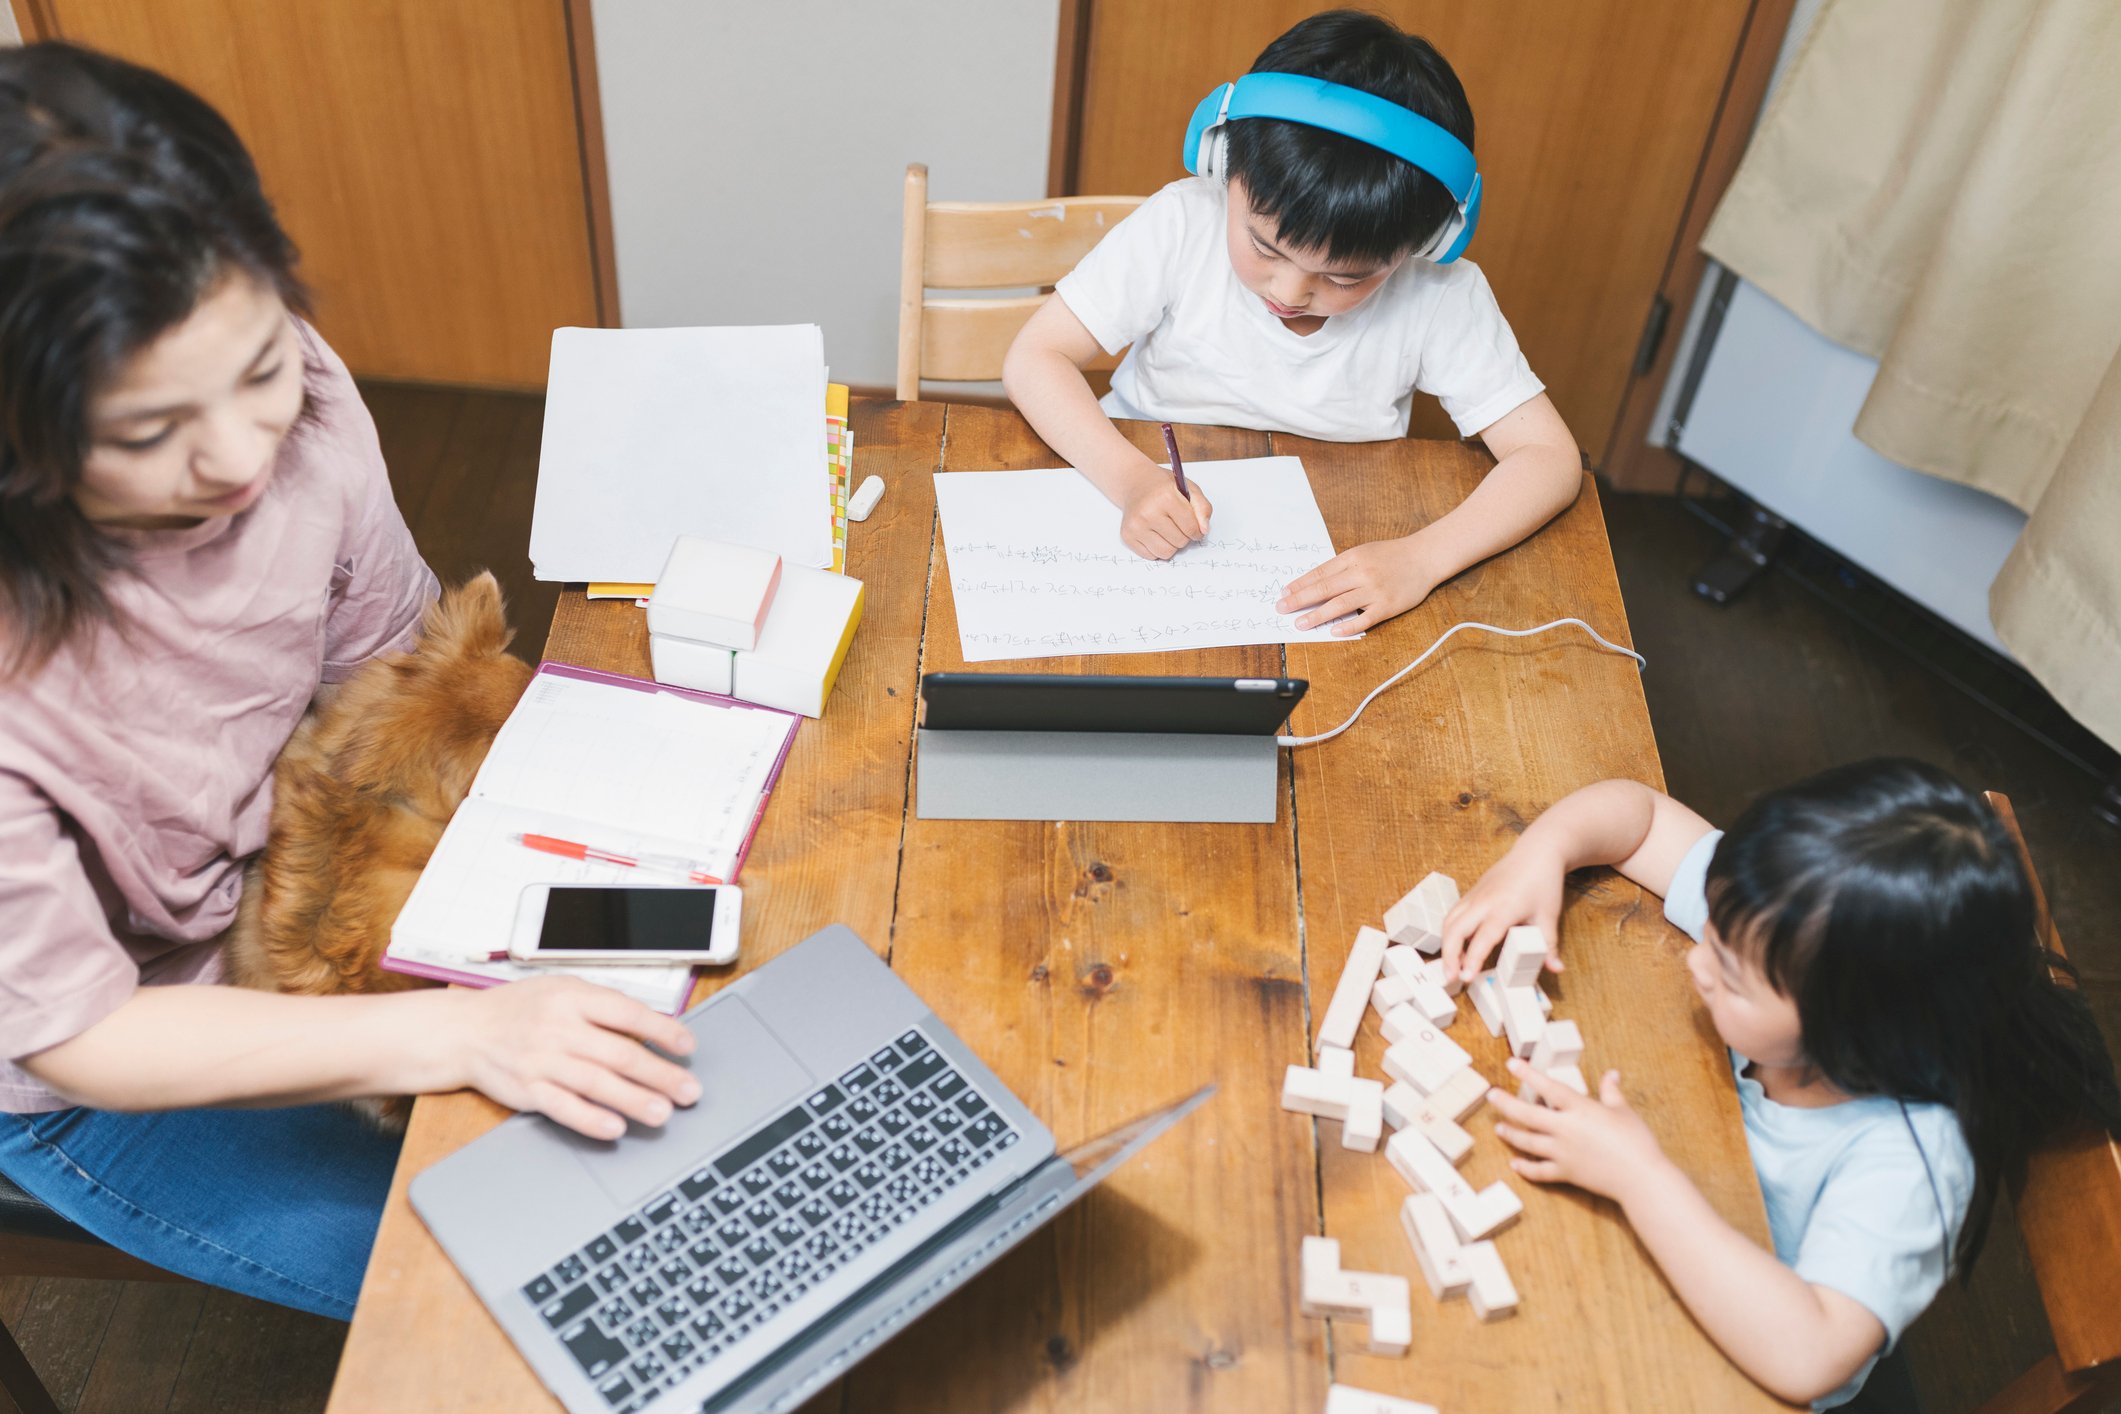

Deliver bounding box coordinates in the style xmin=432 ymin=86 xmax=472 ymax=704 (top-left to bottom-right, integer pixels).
xmin=1277 ymin=617 xmax=1646 ymax=747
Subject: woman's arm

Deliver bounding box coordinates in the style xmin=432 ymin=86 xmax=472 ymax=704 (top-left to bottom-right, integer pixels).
xmin=1277 ymin=392 xmax=1583 ymax=632
xmin=1001 ymin=296 xmax=1212 ymax=559
xmin=1440 ymin=778 xmax=1716 ymax=980
xmin=1494 ymin=1066 xmax=1886 ymax=1404
xmin=19 ymin=978 xmax=700 ymax=1141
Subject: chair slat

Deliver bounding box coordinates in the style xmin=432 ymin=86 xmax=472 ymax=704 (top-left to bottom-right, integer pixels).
xmin=923 ymin=197 xmax=1142 ymax=289
xmin=920 ymin=298 xmax=1121 ymax=384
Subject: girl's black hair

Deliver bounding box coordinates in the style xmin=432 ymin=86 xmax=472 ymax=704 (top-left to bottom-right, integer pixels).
xmin=1223 ymin=10 xmax=1474 ymax=266
xmin=0 ymin=41 xmax=310 ymax=676
xmin=1706 ymin=757 xmax=2121 ymax=1273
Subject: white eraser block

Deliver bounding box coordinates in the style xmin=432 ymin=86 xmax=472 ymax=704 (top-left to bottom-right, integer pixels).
xmin=647 ymin=536 xmax=782 ymax=652
xmin=1530 ymin=1019 xmax=1584 ymax=1074
xmin=1341 ymin=1078 xmax=1384 ymax=1152
xmin=730 ymin=564 xmax=863 ymax=718
xmin=1499 ymin=985 xmax=1545 ymax=1058
xmin=846 ymin=474 xmax=885 ymax=521
xmin=648 ymin=631 xmax=735 ymax=696
xmin=1399 ymin=1193 xmax=1469 ymax=1299
xmin=1326 ymin=1385 xmax=1440 ymax=1414
xmin=1468 ymin=973 xmax=1504 ymax=1036
xmin=1462 ymin=1241 xmax=1520 ymax=1321
xmin=1496 ymin=925 xmax=1549 ymax=988
xmin=1319 ymin=926 xmax=1391 ymax=1051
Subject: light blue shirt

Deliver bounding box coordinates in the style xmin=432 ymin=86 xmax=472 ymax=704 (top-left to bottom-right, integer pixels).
xmin=1665 ymin=830 xmax=1974 ymax=1409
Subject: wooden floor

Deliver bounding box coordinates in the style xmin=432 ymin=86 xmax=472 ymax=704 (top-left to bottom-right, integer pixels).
xmin=6 ymin=384 xmax=2116 ymax=1414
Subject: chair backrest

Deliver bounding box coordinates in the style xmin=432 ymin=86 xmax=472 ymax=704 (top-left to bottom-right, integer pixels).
xmin=1985 ymin=790 xmax=2121 ymax=1378
xmin=896 ymin=163 xmax=1142 ymax=400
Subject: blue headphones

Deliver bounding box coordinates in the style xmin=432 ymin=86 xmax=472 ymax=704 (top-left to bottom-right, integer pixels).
xmin=1183 ymin=72 xmax=1482 ymax=264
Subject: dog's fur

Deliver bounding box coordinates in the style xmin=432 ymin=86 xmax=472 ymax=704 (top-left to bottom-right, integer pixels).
xmin=226 ymin=573 xmax=533 ymax=1120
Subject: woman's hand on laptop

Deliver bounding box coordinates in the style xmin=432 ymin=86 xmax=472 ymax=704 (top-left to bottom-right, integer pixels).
xmin=453 ymin=977 xmax=701 ymax=1140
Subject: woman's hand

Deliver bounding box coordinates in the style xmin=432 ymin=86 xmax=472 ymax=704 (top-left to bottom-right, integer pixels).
xmin=1488 ymin=1063 xmax=1671 ymax=1203
xmin=1120 ymin=474 xmax=1212 ymax=559
xmin=1439 ymin=837 xmax=1567 ymax=982
xmin=1276 ymin=536 xmax=1438 ymax=634
xmin=451 ymin=977 xmax=701 ymax=1140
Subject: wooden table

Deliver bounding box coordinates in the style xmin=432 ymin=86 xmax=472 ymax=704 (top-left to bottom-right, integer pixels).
xmin=330 ymin=402 xmax=1790 ymax=1412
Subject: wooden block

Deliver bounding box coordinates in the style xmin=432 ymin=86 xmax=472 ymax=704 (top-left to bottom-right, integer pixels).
xmin=1383 ymin=871 xmax=1459 ymax=954
xmin=1302 ymin=1234 xmax=1341 ymax=1286
xmin=1371 ymin=973 xmax=1416 ymax=1015
xmin=1381 ymin=1081 xmax=1423 ymax=1131
xmin=1379 ymin=945 xmax=1427 ymax=984
xmin=1409 ymin=1104 xmax=1472 ymax=1163
xmin=1365 ymin=1281 xmax=1412 ymax=1356
xmin=1302 ymin=1267 xmax=1375 ymax=1320
xmin=1341 ymin=1078 xmax=1384 ymax=1153
xmin=1468 ymin=972 xmax=1504 ymax=1036
xmin=1386 ymin=1080 xmax=1474 ymax=1163
xmin=1496 ymin=924 xmax=1548 ymax=987
xmin=1451 ymin=1182 xmax=1525 ymax=1243
xmin=1399 ymin=1193 xmax=1470 ymax=1299
xmin=1423 ymin=1065 xmax=1490 ymax=1123
xmin=1325 ymin=1385 xmax=1440 ymax=1414
xmin=1319 ymin=926 xmax=1391 ymax=1051
xmin=1523 ymin=1062 xmax=1590 ymax=1103
xmin=1536 ymin=987 xmax=1553 ymax=1015
xmin=1499 ymin=984 xmax=1545 ymax=1058
xmin=1529 ymin=1019 xmax=1583 ymax=1073
xmin=1387 ymin=1129 xmax=1523 ymax=1241
xmin=1409 ymin=977 xmax=1458 ymax=1025
xmin=1461 ymin=1240 xmax=1520 ymax=1321
xmin=1282 ymin=1063 xmax=1351 ymax=1121
xmin=1319 ymin=1045 xmax=1356 ymax=1080
xmin=1379 ymin=1016 xmax=1471 ymax=1093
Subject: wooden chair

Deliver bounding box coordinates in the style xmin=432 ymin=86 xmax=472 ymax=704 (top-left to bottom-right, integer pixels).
xmin=1 ymin=1172 xmax=188 ymax=1414
xmin=895 ymin=162 xmax=1141 ymax=400
xmin=1974 ymin=792 xmax=2121 ymax=1414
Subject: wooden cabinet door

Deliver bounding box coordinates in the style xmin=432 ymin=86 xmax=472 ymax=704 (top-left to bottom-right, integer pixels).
xmin=1067 ymin=1 xmax=1759 ymax=458
xmin=17 ymin=0 xmax=612 ymax=389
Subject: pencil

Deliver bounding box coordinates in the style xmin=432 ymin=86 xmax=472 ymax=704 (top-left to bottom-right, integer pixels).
xmin=1160 ymin=423 xmax=1189 ymax=498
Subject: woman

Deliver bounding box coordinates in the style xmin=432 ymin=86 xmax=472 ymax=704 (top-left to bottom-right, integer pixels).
xmin=0 ymin=42 xmax=696 ymax=1320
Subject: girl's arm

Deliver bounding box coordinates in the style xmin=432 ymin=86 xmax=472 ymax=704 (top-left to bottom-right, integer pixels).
xmin=1493 ymin=1066 xmax=1887 ymax=1405
xmin=1277 ymin=392 xmax=1582 ymax=632
xmin=1440 ymin=778 xmax=1716 ymax=981
xmin=1001 ymin=296 xmax=1213 ymax=559
xmin=20 ymin=977 xmax=700 ymax=1141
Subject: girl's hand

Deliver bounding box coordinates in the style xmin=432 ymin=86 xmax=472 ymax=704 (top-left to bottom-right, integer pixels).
xmin=452 ymin=977 xmax=701 ymax=1140
xmin=1276 ymin=537 xmax=1437 ymax=634
xmin=1440 ymin=837 xmax=1567 ymax=982
xmin=1120 ymin=476 xmax=1212 ymax=559
xmin=1488 ymin=1063 xmax=1671 ymax=1203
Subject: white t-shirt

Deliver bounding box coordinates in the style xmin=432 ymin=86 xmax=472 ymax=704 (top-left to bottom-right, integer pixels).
xmin=1665 ymin=831 xmax=1975 ymax=1410
xmin=1054 ymin=177 xmax=1545 ymax=442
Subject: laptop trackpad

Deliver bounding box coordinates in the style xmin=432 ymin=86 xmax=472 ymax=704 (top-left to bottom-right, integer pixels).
xmin=569 ymin=996 xmax=813 ymax=1207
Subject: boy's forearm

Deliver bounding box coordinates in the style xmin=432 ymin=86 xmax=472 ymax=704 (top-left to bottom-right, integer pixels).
xmin=1001 ymin=345 xmax=1161 ymax=508
xmin=1517 ymin=779 xmax=1662 ymax=874
xmin=1620 ymin=1161 xmax=1875 ymax=1403
xmin=1404 ymin=440 xmax=1581 ymax=589
xmin=20 ymin=985 xmax=468 ymax=1111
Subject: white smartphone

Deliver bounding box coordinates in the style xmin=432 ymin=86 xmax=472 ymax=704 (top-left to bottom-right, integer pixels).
xmin=509 ymin=883 xmax=741 ymax=966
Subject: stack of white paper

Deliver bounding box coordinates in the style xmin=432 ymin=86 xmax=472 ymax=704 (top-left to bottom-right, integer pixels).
xmin=529 ymin=324 xmax=832 ymax=581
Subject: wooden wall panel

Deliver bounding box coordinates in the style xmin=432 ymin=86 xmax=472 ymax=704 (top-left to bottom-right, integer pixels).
xmin=28 ymin=0 xmax=603 ymax=389
xmin=1071 ymin=1 xmax=1752 ymax=452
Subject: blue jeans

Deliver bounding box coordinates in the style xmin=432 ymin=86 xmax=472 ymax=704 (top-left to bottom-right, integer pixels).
xmin=0 ymin=1102 xmax=402 ymax=1320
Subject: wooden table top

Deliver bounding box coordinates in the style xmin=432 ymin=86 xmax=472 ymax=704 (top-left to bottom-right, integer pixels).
xmin=329 ymin=401 xmax=1789 ymax=1413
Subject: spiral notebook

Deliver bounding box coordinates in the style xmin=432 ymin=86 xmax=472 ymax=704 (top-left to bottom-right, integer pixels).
xmin=382 ymin=663 xmax=803 ymax=1012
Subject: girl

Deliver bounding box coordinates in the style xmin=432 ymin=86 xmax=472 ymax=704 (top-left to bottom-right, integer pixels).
xmin=1440 ymin=759 xmax=2121 ymax=1408
xmin=0 ymin=43 xmax=699 ymax=1321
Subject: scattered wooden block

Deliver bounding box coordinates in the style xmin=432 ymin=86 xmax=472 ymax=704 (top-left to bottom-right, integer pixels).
xmin=1319 ymin=1045 xmax=1356 ymax=1080
xmin=1282 ymin=1063 xmax=1353 ymax=1121
xmin=1408 ymin=977 xmax=1458 ymax=1025
xmin=1384 ymin=872 xmax=1459 ymax=954
xmin=1325 ymin=1383 xmax=1439 ymax=1414
xmin=1499 ymin=984 xmax=1545 ymax=1058
xmin=1467 ymin=972 xmax=1504 ymax=1036
xmin=1496 ymin=924 xmax=1548 ymax=987
xmin=1521 ymin=1020 xmax=1584 ymax=1099
xmin=1398 ymin=1193 xmax=1470 ymax=1299
xmin=1380 ymin=1014 xmax=1472 ymax=1093
xmin=1341 ymin=1078 xmax=1384 ymax=1153
xmin=1379 ymin=945 xmax=1427 ymax=984
xmin=1536 ymin=1062 xmax=1589 ymax=1099
xmin=1381 ymin=1082 xmax=1472 ymax=1162
xmin=1386 ymin=1128 xmax=1523 ymax=1241
xmin=1371 ymin=973 xmax=1417 ymax=1016
xmin=1299 ymin=1237 xmax=1413 ymax=1354
xmin=1320 ymin=926 xmax=1391 ymax=1051
xmin=1302 ymin=1267 xmax=1380 ymax=1321
xmin=1461 ymin=1240 xmax=1520 ymax=1321
xmin=1422 ymin=1065 xmax=1490 ymax=1123
xmin=1284 ymin=1051 xmax=1382 ymax=1149
xmin=1302 ymin=1234 xmax=1341 ymax=1287
xmin=1366 ymin=1285 xmax=1412 ymax=1356
xmin=1536 ymin=987 xmax=1553 ymax=1016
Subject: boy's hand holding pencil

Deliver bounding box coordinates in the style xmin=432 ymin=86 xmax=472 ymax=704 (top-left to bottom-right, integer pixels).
xmin=1118 ymin=424 xmax=1214 ymax=560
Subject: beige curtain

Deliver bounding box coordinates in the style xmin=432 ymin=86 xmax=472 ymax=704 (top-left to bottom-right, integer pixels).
xmin=1700 ymin=0 xmax=2121 ymax=750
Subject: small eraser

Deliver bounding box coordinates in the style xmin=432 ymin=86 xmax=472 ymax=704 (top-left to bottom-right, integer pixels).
xmin=647 ymin=535 xmax=783 ymax=652
xmin=1325 ymin=1385 xmax=1440 ymax=1414
xmin=1462 ymin=1241 xmax=1519 ymax=1321
xmin=846 ymin=474 xmax=885 ymax=521
xmin=1319 ymin=927 xmax=1391 ymax=1051
xmin=1496 ymin=925 xmax=1548 ymax=988
xmin=730 ymin=565 xmax=864 ymax=718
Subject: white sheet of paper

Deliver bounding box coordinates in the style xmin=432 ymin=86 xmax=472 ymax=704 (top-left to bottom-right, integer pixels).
xmin=935 ymin=456 xmax=1355 ymax=661
xmin=529 ymin=324 xmax=831 ymax=580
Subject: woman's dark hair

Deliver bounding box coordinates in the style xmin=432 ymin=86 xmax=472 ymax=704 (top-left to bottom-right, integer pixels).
xmin=1706 ymin=757 xmax=2121 ymax=1273
xmin=0 ymin=41 xmax=308 ymax=676
xmin=1223 ymin=10 xmax=1474 ymax=266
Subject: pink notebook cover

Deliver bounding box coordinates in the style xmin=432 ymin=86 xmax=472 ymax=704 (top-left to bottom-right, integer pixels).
xmin=379 ymin=660 xmax=804 ymax=1005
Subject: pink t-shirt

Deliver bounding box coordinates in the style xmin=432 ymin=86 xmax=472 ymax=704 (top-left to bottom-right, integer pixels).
xmin=0 ymin=329 xmax=439 ymax=1112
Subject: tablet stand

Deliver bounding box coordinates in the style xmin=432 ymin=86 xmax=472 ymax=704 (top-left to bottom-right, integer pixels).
xmin=915 ymin=729 xmax=1279 ymax=823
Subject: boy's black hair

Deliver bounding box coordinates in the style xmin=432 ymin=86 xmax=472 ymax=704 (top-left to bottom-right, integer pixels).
xmin=1705 ymin=757 xmax=2121 ymax=1275
xmin=1223 ymin=10 xmax=1474 ymax=266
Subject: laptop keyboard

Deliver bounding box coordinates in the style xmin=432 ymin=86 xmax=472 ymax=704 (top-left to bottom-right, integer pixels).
xmin=517 ymin=1027 xmax=1022 ymax=1411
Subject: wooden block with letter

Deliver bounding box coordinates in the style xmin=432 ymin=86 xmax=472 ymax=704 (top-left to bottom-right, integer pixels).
xmin=1399 ymin=1192 xmax=1471 ymax=1299
xmin=1320 ymin=926 xmax=1391 ymax=1051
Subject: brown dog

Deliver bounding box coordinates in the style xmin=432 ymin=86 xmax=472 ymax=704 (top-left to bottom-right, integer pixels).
xmin=227 ymin=572 xmax=533 ymax=1121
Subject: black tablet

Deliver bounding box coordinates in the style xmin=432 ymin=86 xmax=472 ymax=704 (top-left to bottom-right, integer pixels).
xmin=920 ymin=672 xmax=1307 ymax=735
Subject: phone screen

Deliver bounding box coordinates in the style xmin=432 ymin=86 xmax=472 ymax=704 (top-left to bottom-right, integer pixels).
xmin=535 ymin=886 xmax=723 ymax=955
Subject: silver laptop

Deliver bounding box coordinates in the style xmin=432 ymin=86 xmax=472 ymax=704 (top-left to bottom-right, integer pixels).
xmin=411 ymin=924 xmax=1211 ymax=1413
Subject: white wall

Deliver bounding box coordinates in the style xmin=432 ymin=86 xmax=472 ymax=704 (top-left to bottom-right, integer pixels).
xmin=590 ymin=1 xmax=1059 ymax=389
xmin=1 ymin=7 xmax=21 ymax=44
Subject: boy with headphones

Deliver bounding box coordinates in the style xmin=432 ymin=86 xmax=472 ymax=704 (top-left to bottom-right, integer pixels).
xmin=1003 ymin=11 xmax=1582 ymax=634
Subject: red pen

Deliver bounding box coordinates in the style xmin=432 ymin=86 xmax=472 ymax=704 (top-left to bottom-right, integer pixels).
xmin=1159 ymin=422 xmax=1190 ymax=498
xmin=517 ymin=833 xmax=722 ymax=885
